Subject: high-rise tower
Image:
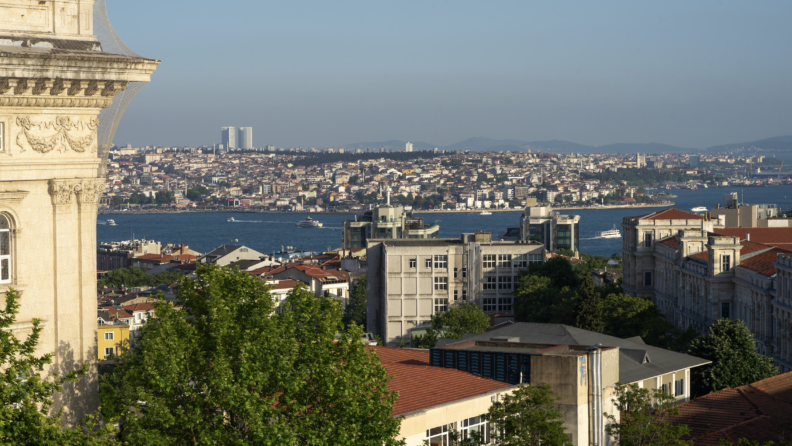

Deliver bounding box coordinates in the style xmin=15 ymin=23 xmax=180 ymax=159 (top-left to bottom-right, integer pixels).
xmin=0 ymin=0 xmax=158 ymax=422
xmin=221 ymin=127 xmax=236 ymax=150
xmin=405 ymin=141 xmax=413 ymax=152
xmin=238 ymin=127 xmax=253 ymax=150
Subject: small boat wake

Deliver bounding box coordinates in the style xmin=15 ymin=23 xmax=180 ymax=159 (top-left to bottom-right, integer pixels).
xmin=228 ymin=219 xmax=263 ymax=223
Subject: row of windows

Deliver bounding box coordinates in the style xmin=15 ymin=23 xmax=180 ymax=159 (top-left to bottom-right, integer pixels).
xmin=483 ymin=276 xmax=517 ymax=290
xmin=483 ymin=253 xmax=542 ymax=269
xmin=660 ymin=378 xmax=686 ymax=397
xmin=483 ymin=297 xmax=513 ymax=313
xmin=426 ymin=416 xmax=489 ymax=446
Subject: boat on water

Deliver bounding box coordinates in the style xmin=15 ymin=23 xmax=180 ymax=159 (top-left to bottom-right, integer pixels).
xmin=106 ymin=219 xmax=117 ymax=226
xmin=228 ymin=217 xmax=236 ymax=222
xmin=691 ymin=206 xmax=708 ymax=213
xmin=296 ymin=216 xmax=323 ymax=228
xmin=595 ymin=225 xmax=621 ymax=239
xmin=479 ymin=211 xmax=492 ymax=216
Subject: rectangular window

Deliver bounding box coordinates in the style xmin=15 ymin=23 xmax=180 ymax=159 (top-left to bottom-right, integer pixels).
xmin=461 ymin=415 xmax=489 ymax=443
xmin=514 ymin=254 xmax=528 ymax=268
xmin=462 ymin=289 xmax=467 ymax=301
xmin=104 ymin=347 xmax=114 ymax=358
xmin=434 ymin=255 xmax=448 ymax=269
xmin=483 ymin=276 xmax=497 ymax=290
xmin=483 ymin=298 xmax=497 ymax=312
xmin=529 ymin=253 xmax=543 ymax=264
xmin=462 ymin=268 xmax=467 ymax=278
xmin=409 ymin=259 xmax=416 ymax=268
xmin=425 ymin=258 xmax=432 ymax=269
xmin=453 ymin=268 xmax=458 ymax=278
xmin=498 ymin=254 xmax=512 ymax=268
xmin=498 ymin=297 xmax=513 ymax=313
xmin=721 ymin=302 xmax=731 ymax=319
xmin=454 ymin=290 xmax=458 ymax=301
xmin=644 ymin=272 xmax=653 ymax=287
xmin=644 ymin=233 xmax=653 ymax=248
xmin=0 ymin=219 xmax=10 ymax=284
xmin=104 ymin=332 xmax=114 ymax=341
xmin=0 ymin=122 xmax=4 ymax=152
xmin=434 ymin=277 xmax=448 ymax=291
xmin=434 ymin=298 xmax=448 ymax=314
xmin=675 ymin=379 xmax=685 ymax=397
xmin=661 ymin=383 xmax=670 ymax=395
xmin=722 ymin=255 xmax=731 ymax=272
xmin=498 ymin=276 xmax=513 ymax=290
xmin=483 ymin=255 xmax=496 ymax=268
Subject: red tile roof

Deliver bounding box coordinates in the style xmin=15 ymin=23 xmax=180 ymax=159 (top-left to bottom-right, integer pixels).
xmin=659 ymin=236 xmax=680 ymax=249
xmin=669 ymin=372 xmax=792 ymax=445
xmin=739 ymin=248 xmax=790 ymax=276
xmin=714 ymin=228 xmax=792 ymax=250
xmin=373 ymin=347 xmax=512 ymax=416
xmin=123 ymin=303 xmax=155 ymax=313
xmin=631 ymin=209 xmax=706 ymax=221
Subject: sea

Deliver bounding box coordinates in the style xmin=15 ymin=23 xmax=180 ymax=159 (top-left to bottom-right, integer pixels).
xmin=97 ymin=185 xmax=792 ymax=258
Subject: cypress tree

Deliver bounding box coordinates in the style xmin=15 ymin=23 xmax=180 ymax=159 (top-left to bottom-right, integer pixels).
xmin=575 ymin=274 xmax=604 ymax=333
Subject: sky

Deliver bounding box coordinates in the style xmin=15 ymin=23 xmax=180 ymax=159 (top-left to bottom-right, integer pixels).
xmin=108 ymin=0 xmax=792 ymax=149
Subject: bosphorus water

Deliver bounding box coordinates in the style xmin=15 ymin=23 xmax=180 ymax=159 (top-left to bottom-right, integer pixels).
xmin=98 ymin=185 xmax=792 ymax=258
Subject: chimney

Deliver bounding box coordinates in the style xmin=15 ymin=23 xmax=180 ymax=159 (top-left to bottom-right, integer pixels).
xmin=746 ymin=232 xmax=751 ymax=242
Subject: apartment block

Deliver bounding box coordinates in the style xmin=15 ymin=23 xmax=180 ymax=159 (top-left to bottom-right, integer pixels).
xmin=366 ymin=232 xmax=545 ymax=344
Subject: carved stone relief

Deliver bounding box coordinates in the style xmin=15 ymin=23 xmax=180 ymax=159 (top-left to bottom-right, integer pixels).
xmin=16 ymin=116 xmax=98 ymax=154
xmin=48 ymin=179 xmax=105 ymax=207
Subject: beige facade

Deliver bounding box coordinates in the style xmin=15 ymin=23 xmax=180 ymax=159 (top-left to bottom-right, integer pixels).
xmin=367 ymin=232 xmax=545 ymax=344
xmin=0 ymin=0 xmax=157 ymax=422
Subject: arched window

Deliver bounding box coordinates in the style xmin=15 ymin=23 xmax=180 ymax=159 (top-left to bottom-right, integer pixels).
xmin=0 ymin=215 xmax=10 ymax=284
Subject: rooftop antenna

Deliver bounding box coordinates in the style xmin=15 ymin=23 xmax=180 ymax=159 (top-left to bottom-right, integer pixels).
xmin=387 ymin=187 xmax=391 ymax=206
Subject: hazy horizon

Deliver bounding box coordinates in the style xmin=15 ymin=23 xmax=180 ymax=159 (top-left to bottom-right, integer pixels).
xmin=108 ymin=1 xmax=792 ymax=149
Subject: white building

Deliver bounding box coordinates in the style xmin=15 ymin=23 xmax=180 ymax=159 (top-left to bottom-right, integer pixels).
xmin=405 ymin=142 xmax=414 ymax=152
xmin=238 ymin=127 xmax=253 ymax=150
xmin=221 ymin=127 xmax=237 ymax=150
xmin=366 ymin=232 xmax=545 ymax=344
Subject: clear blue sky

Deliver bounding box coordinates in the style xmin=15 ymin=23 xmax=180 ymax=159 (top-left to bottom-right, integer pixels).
xmin=109 ymin=0 xmax=792 ymax=149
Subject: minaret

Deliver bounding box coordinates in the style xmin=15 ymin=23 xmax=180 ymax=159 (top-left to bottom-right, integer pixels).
xmin=0 ymin=1 xmax=158 ymax=423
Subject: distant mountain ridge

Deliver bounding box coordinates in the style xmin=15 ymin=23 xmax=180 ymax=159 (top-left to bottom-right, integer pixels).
xmin=338 ymin=135 xmax=792 ymax=154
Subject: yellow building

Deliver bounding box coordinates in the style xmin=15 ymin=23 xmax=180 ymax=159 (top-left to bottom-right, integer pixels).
xmin=97 ymin=325 xmax=130 ymax=360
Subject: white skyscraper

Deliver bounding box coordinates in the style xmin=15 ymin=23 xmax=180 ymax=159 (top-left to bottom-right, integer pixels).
xmin=405 ymin=141 xmax=414 ymax=152
xmin=238 ymin=127 xmax=253 ymax=150
xmin=221 ymin=127 xmax=236 ymax=150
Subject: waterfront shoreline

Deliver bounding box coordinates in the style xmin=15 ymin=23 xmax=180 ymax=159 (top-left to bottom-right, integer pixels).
xmin=100 ymin=202 xmax=673 ymax=216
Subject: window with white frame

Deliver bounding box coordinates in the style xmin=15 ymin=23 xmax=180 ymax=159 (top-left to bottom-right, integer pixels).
xmin=0 ymin=215 xmax=10 ymax=284
xmin=426 ymin=425 xmax=449 ymax=446
xmin=104 ymin=332 xmax=114 ymax=341
xmin=514 ymin=254 xmax=528 ymax=268
xmin=104 ymin=347 xmax=114 ymax=358
xmin=498 ymin=254 xmax=512 ymax=267
xmin=498 ymin=297 xmax=513 ymax=312
xmin=483 ymin=276 xmax=497 ymax=290
xmin=434 ymin=255 xmax=448 ymax=269
xmin=434 ymin=298 xmax=448 ymax=314
xmin=483 ymin=298 xmax=497 ymax=312
xmin=498 ymin=276 xmax=512 ymax=290
xmin=661 ymin=383 xmax=670 ymax=395
xmin=483 ymin=255 xmax=496 ymax=268
xmin=434 ymin=277 xmax=448 ymax=291
xmin=461 ymin=415 xmax=489 ymax=443
xmin=409 ymin=259 xmax=416 ymax=268
xmin=425 ymin=258 xmax=432 ymax=268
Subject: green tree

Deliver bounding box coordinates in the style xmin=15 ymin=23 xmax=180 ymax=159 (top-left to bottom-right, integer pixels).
xmin=0 ymin=290 xmax=118 ymax=445
xmin=513 ymin=274 xmax=578 ymax=326
xmin=98 ymin=267 xmax=183 ymax=289
xmin=687 ymin=319 xmax=778 ymax=397
xmin=431 ymin=303 xmax=490 ymax=339
xmin=605 ymin=383 xmax=691 ymax=446
xmin=488 ymin=383 xmax=572 ymax=446
xmin=574 ymin=274 xmax=604 ymax=333
xmin=343 ymin=276 xmax=368 ymax=330
xmin=601 ymin=293 xmax=673 ymax=346
xmin=112 ymin=265 xmax=403 ymax=445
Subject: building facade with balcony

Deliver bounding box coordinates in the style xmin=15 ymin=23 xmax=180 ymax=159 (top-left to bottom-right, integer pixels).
xmin=342 ymin=204 xmax=440 ymax=250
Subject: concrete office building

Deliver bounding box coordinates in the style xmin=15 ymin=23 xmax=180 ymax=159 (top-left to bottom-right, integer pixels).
xmin=520 ymin=204 xmax=582 ymax=253
xmin=238 ymin=127 xmax=253 ymax=150
xmin=710 ymin=193 xmax=783 ymax=228
xmin=0 ymin=0 xmax=158 ymax=422
xmin=366 ymin=232 xmax=545 ymax=344
xmin=405 ymin=142 xmax=413 ymax=152
xmin=342 ymin=202 xmax=440 ymax=250
xmin=221 ymin=127 xmax=236 ymax=150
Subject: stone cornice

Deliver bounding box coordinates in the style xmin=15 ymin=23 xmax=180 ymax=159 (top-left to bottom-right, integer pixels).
xmin=0 ymin=77 xmax=128 ymax=108
xmin=0 ymin=52 xmax=159 ymax=83
xmin=0 ymin=191 xmax=29 ymax=204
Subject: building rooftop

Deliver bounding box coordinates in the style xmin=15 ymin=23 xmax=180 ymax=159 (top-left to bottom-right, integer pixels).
xmin=630 ymin=209 xmax=706 ymax=221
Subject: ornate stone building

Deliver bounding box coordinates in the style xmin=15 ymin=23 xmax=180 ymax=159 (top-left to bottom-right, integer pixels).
xmin=622 ymin=209 xmax=792 ymax=372
xmin=0 ymin=0 xmax=157 ymax=422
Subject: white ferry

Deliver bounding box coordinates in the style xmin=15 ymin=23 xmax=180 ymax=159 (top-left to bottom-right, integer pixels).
xmin=106 ymin=219 xmax=117 ymax=226
xmin=228 ymin=217 xmax=236 ymax=222
xmin=296 ymin=216 xmax=323 ymax=228
xmin=691 ymin=206 xmax=708 ymax=213
xmin=479 ymin=211 xmax=492 ymax=216
xmin=595 ymin=225 xmax=621 ymax=239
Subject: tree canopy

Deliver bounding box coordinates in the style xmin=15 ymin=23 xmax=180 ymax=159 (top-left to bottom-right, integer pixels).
xmin=343 ymin=275 xmax=368 ymax=330
xmin=105 ymin=265 xmax=403 ymax=445
xmin=605 ymin=383 xmax=691 ymax=446
xmin=688 ymin=318 xmax=778 ymax=397
xmin=98 ymin=267 xmax=183 ymax=289
xmin=487 ymin=384 xmax=572 ymax=446
xmin=413 ymin=303 xmax=490 ymax=349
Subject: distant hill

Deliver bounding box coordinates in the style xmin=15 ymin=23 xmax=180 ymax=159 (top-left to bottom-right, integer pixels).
xmin=705 ymin=136 xmax=792 ymax=152
xmin=596 ymin=142 xmax=699 ymax=154
xmin=524 ymin=140 xmax=594 ymax=153
xmin=443 ymin=137 xmax=531 ymax=152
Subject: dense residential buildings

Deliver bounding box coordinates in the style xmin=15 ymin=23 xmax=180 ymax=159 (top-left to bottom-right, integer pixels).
xmin=0 ymin=0 xmax=158 ymax=423
xmin=622 ymin=208 xmax=792 ymax=371
xmin=366 ymin=232 xmax=546 ymax=344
